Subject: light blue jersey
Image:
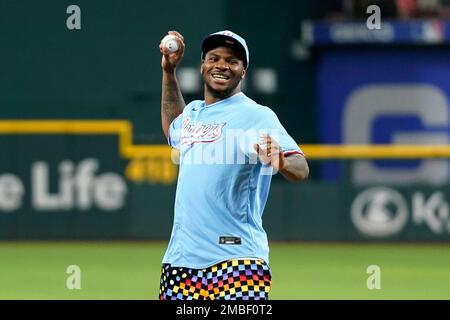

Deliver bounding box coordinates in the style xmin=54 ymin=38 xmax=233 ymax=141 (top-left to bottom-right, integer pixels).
xmin=163 ymin=92 xmax=303 ymax=269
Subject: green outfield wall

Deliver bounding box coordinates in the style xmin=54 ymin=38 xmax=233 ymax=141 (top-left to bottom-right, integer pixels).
xmin=2 ymin=1 xmax=448 ymax=241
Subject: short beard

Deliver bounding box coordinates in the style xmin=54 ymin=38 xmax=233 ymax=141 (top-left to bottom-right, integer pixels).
xmin=205 ymin=81 xmax=240 ymax=100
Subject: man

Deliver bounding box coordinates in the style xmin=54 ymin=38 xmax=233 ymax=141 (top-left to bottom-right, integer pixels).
xmin=158 ymin=30 xmax=309 ymax=300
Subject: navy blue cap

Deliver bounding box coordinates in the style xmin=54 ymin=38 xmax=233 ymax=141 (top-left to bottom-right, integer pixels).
xmin=201 ymin=30 xmax=249 ymax=68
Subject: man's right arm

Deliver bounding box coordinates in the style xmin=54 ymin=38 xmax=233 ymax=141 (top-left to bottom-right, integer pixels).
xmin=161 ymin=70 xmax=185 ymax=139
xmin=160 ymin=31 xmax=186 ymax=139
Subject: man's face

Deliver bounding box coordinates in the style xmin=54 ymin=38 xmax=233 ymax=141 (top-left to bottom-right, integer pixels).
xmin=201 ymin=46 xmax=246 ymax=100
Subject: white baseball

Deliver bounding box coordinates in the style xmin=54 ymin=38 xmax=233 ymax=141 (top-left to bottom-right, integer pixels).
xmin=162 ymin=35 xmax=179 ymax=53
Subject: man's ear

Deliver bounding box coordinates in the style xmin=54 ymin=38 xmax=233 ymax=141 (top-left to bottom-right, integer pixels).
xmin=200 ymin=60 xmax=205 ymax=74
xmin=241 ymin=68 xmax=246 ymax=79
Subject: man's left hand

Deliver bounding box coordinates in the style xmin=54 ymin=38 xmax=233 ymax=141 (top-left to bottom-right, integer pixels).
xmin=253 ymin=134 xmax=285 ymax=172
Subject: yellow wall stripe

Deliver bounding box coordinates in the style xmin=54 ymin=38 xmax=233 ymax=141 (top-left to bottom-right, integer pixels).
xmin=0 ymin=120 xmax=448 ymax=159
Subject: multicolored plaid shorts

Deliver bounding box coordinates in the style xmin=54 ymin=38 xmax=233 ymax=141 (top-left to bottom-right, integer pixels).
xmin=159 ymin=259 xmax=272 ymax=300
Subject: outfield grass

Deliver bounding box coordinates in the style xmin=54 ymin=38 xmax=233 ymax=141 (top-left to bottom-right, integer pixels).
xmin=0 ymin=241 xmax=449 ymax=299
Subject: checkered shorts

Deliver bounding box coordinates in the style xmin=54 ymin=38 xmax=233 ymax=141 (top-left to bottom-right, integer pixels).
xmin=159 ymin=259 xmax=272 ymax=300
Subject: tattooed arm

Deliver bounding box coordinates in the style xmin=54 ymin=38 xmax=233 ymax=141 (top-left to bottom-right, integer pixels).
xmin=159 ymin=31 xmax=186 ymax=139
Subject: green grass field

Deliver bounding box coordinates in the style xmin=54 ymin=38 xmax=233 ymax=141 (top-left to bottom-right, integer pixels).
xmin=0 ymin=241 xmax=449 ymax=300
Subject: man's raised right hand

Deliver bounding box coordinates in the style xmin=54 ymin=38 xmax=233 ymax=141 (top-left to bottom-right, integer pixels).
xmin=159 ymin=31 xmax=185 ymax=73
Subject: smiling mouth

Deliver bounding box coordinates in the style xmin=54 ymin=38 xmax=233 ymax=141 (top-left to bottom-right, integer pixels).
xmin=211 ymin=73 xmax=230 ymax=82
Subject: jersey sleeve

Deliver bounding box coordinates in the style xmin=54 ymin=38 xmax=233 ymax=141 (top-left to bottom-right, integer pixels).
xmin=168 ymin=113 xmax=183 ymax=149
xmin=254 ymin=107 xmax=304 ymax=157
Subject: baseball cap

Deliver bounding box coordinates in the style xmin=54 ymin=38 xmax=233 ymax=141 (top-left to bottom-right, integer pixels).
xmin=201 ymin=30 xmax=249 ymax=68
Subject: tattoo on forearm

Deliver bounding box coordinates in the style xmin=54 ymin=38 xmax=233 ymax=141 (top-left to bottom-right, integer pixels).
xmin=162 ymin=87 xmax=182 ymax=121
xmin=161 ymin=76 xmax=185 ymax=127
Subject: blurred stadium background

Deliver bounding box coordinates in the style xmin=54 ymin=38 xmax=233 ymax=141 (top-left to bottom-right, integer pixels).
xmin=1 ymin=0 xmax=450 ymax=299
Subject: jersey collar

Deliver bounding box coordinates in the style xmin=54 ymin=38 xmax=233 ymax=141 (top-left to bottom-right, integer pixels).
xmin=204 ymin=92 xmax=245 ymax=108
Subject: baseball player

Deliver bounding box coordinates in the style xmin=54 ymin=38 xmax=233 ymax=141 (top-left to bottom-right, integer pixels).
xmin=158 ymin=30 xmax=309 ymax=300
